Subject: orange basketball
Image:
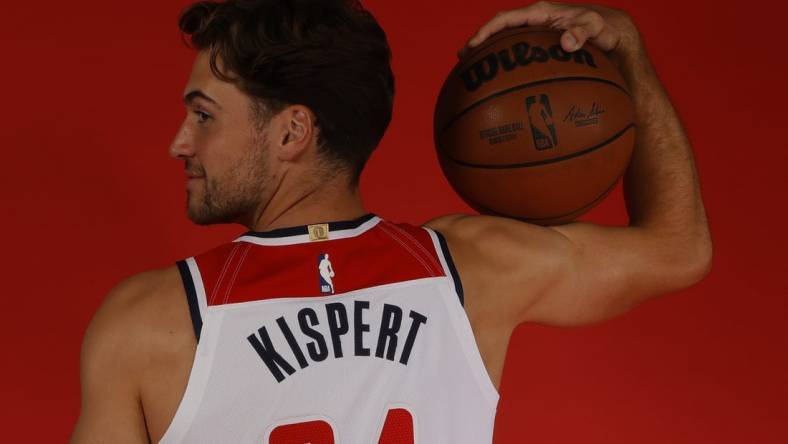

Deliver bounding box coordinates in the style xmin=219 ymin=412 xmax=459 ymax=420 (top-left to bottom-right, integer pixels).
xmin=434 ymin=26 xmax=635 ymax=225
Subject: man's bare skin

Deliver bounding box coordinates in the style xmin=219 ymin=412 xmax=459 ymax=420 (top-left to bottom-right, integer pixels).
xmin=71 ymin=2 xmax=712 ymax=442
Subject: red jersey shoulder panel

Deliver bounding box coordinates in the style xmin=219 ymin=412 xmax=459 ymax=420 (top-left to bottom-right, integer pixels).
xmin=190 ymin=220 xmax=448 ymax=307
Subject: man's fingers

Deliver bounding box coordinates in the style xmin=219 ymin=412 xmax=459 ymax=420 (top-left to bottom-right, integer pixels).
xmin=459 ymin=1 xmax=622 ymax=59
xmin=561 ymin=29 xmax=581 ymax=52
xmin=466 ymin=12 xmax=511 ymax=48
xmin=562 ymin=24 xmax=593 ymax=52
xmin=466 ymin=2 xmax=554 ymax=48
xmin=563 ymin=10 xmax=618 ymax=52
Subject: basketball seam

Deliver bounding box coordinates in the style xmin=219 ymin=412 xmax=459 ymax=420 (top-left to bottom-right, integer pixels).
xmin=466 ymin=172 xmax=622 ymax=222
xmin=438 ymin=76 xmax=631 ymax=135
xmin=525 ymin=173 xmax=621 ymax=221
xmin=440 ymin=123 xmax=635 ymax=169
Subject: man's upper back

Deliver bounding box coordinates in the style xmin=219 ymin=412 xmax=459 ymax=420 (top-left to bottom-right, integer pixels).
xmin=73 ymin=214 xmax=500 ymax=443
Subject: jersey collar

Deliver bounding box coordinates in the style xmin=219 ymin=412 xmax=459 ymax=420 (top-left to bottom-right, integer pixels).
xmin=234 ymin=213 xmax=380 ymax=246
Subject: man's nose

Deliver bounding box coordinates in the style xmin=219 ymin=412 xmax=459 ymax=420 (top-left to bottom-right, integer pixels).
xmin=169 ymin=122 xmax=194 ymax=159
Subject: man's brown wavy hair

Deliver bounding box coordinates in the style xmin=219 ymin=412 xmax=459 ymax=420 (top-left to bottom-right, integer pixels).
xmin=178 ymin=0 xmax=395 ymax=185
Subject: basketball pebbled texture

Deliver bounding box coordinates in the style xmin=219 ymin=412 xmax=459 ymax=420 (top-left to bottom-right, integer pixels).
xmin=434 ymin=26 xmax=636 ymax=225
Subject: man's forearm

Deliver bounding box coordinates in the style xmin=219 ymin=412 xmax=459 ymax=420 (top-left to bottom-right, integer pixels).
xmin=618 ymin=42 xmax=712 ymax=263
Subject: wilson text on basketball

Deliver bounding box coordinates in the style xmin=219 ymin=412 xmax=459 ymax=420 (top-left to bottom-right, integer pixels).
xmin=460 ymin=42 xmax=598 ymax=92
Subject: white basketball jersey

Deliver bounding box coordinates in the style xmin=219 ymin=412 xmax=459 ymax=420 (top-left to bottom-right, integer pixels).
xmin=158 ymin=214 xmax=499 ymax=443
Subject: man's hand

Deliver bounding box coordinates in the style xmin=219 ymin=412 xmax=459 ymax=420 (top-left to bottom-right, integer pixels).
xmin=458 ymin=1 xmax=642 ymax=67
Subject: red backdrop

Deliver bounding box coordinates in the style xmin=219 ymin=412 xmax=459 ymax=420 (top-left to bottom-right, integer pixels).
xmin=2 ymin=0 xmax=786 ymax=442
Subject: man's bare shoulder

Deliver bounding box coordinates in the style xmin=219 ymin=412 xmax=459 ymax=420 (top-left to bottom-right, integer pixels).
xmin=91 ymin=266 xmax=185 ymax=333
xmin=81 ymin=265 xmax=194 ymax=382
xmin=73 ymin=266 xmax=194 ymax=442
xmin=423 ymin=213 xmax=566 ymax=267
xmin=423 ymin=214 xmax=565 ymax=326
xmin=102 ymin=266 xmax=181 ymax=307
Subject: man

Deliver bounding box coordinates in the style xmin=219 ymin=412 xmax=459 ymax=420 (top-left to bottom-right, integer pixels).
xmin=71 ymin=0 xmax=712 ymax=442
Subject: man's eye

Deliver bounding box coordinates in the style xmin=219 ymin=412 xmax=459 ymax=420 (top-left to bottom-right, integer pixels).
xmin=194 ymin=110 xmax=211 ymax=123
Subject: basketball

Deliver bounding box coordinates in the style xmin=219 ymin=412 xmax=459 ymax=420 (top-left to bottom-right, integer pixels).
xmin=434 ymin=26 xmax=636 ymax=225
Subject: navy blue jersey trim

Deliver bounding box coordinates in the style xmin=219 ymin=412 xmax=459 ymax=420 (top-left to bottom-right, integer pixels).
xmin=176 ymin=260 xmax=203 ymax=342
xmin=434 ymin=231 xmax=465 ymax=306
xmin=242 ymin=213 xmax=376 ymax=239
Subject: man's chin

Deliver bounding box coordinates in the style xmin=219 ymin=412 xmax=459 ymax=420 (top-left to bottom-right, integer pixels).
xmin=186 ymin=208 xmax=215 ymax=226
xmin=186 ymin=199 xmax=218 ymax=225
xmin=186 ymin=203 xmax=246 ymax=226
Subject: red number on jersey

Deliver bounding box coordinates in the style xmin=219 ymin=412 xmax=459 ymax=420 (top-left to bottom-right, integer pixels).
xmin=378 ymin=408 xmax=414 ymax=444
xmin=269 ymin=420 xmax=334 ymax=443
xmin=268 ymin=408 xmax=413 ymax=443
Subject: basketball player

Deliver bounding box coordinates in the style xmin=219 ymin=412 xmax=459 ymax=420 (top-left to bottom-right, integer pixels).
xmin=71 ymin=1 xmax=712 ymax=442
xmin=525 ymin=95 xmax=558 ymax=149
xmin=319 ymin=253 xmax=336 ymax=294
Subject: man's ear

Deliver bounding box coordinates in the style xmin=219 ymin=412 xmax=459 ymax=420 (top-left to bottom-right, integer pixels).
xmin=276 ymin=105 xmax=314 ymax=162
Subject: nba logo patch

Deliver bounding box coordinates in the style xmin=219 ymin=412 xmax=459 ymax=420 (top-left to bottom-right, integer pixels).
xmin=318 ymin=253 xmax=335 ymax=294
xmin=525 ymin=94 xmax=558 ymax=150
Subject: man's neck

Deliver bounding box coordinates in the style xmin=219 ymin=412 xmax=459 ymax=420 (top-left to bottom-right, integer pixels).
xmin=247 ymin=180 xmax=367 ymax=233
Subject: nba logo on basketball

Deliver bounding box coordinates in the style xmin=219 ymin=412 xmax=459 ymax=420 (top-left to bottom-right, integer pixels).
xmin=525 ymin=94 xmax=558 ymax=150
xmin=318 ymin=253 xmax=336 ymax=294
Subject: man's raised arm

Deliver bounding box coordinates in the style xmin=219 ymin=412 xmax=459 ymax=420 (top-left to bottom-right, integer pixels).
xmin=428 ymin=1 xmax=712 ymax=328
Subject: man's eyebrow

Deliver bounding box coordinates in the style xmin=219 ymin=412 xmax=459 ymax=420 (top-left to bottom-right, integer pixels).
xmin=183 ymin=90 xmax=221 ymax=108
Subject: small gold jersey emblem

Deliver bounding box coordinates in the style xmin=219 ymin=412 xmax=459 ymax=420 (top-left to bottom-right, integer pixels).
xmin=308 ymin=223 xmax=330 ymax=242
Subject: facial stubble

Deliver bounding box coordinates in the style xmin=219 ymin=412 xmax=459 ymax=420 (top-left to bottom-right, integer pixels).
xmin=186 ymin=128 xmax=270 ymax=226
